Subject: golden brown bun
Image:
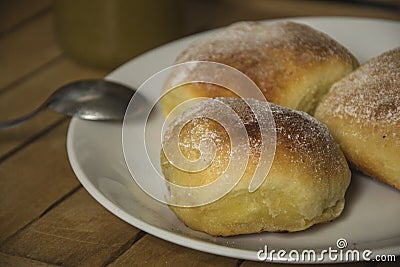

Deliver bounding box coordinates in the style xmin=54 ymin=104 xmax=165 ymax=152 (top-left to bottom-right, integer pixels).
xmin=161 ymin=21 xmax=358 ymax=116
xmin=161 ymin=98 xmax=351 ymax=236
xmin=315 ymin=48 xmax=400 ymax=190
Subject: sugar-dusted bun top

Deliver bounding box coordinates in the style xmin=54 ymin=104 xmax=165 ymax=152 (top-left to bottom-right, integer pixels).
xmin=163 ymin=97 xmax=348 ymax=186
xmin=163 ymin=21 xmax=359 ymax=115
xmin=177 ymin=21 xmax=358 ymax=69
xmin=317 ymin=48 xmax=400 ymax=128
xmin=176 ymin=21 xmax=359 ymax=85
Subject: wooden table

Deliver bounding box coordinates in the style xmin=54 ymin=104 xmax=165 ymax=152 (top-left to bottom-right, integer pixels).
xmin=0 ymin=1 xmax=398 ymax=266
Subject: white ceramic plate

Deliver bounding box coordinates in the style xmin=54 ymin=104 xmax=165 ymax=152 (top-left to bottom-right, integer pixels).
xmin=67 ymin=17 xmax=400 ymax=263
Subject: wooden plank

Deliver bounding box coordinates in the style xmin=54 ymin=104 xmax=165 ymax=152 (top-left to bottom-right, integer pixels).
xmin=0 ymin=121 xmax=80 ymax=242
xmin=0 ymin=252 xmax=58 ymax=267
xmin=251 ymin=0 xmax=398 ymax=17
xmin=0 ymin=56 xmax=107 ymax=158
xmin=230 ymin=0 xmax=400 ymax=20
xmin=184 ymin=0 xmax=399 ymax=33
xmin=0 ymin=188 xmax=141 ymax=266
xmin=0 ymin=12 xmax=63 ymax=90
xmin=0 ymin=121 xmax=76 ymax=241
xmin=0 ymin=0 xmax=52 ymax=34
xmin=241 ymin=259 xmax=370 ymax=266
xmin=377 ymin=261 xmax=399 ymax=266
xmin=109 ymin=234 xmax=238 ymax=267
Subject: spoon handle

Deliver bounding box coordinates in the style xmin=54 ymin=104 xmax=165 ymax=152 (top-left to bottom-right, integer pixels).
xmin=0 ymin=105 xmax=47 ymax=129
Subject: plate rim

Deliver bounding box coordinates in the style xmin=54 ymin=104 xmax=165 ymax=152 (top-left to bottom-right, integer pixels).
xmin=67 ymin=16 xmax=400 ymax=263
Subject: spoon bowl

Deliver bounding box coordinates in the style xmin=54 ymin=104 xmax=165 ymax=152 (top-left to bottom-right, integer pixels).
xmin=0 ymin=79 xmax=146 ymax=129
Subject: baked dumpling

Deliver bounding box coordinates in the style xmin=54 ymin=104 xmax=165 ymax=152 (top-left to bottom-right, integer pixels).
xmin=315 ymin=48 xmax=400 ymax=190
xmin=161 ymin=98 xmax=351 ymax=236
xmin=161 ymin=21 xmax=358 ymax=116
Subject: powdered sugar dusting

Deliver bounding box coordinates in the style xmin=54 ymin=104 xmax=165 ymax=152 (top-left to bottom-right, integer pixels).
xmin=270 ymin=102 xmax=343 ymax=177
xmin=177 ymin=21 xmax=356 ymax=66
xmin=163 ymin=97 xmax=345 ymax=180
xmin=169 ymin=21 xmax=358 ymax=111
xmin=322 ymin=48 xmax=400 ymax=126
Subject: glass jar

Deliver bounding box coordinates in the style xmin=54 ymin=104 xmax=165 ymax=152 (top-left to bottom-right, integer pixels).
xmin=54 ymin=0 xmax=183 ymax=69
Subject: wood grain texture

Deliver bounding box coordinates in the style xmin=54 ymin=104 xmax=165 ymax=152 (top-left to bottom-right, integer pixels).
xmin=0 ymin=0 xmax=52 ymax=34
xmin=0 ymin=12 xmax=63 ymax=90
xmin=0 ymin=252 xmax=57 ymax=267
xmin=109 ymin=234 xmax=238 ymax=267
xmin=0 ymin=56 xmax=107 ymax=158
xmin=242 ymin=0 xmax=400 ymax=19
xmin=183 ymin=0 xmax=399 ymax=34
xmin=376 ymin=261 xmax=400 ymax=266
xmin=0 ymin=188 xmax=140 ymax=266
xmin=241 ymin=260 xmax=370 ymax=266
xmin=1 ymin=0 xmax=399 ymax=266
xmin=0 ymin=121 xmax=79 ymax=242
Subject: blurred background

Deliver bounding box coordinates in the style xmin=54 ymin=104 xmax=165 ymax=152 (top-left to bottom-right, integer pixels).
xmin=1 ymin=0 xmax=399 ymax=71
xmin=0 ymin=1 xmax=399 ymax=266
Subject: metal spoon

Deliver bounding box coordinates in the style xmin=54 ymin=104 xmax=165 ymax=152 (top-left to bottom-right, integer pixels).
xmin=0 ymin=79 xmax=146 ymax=129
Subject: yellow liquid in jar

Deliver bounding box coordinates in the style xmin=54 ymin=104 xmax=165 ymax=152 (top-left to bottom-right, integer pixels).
xmin=54 ymin=0 xmax=183 ymax=69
